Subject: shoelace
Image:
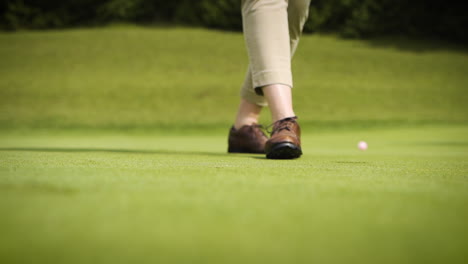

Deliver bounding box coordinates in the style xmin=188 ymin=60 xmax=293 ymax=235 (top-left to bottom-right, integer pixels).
xmin=266 ymin=116 xmax=298 ymax=134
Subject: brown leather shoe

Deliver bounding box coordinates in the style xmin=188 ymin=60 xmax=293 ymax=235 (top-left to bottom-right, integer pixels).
xmin=265 ymin=116 xmax=302 ymax=159
xmin=228 ymin=124 xmax=268 ymax=154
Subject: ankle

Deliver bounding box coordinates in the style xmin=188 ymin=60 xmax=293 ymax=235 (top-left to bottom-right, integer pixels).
xmin=272 ymin=112 xmax=296 ymax=123
xmin=234 ymin=118 xmax=259 ymax=130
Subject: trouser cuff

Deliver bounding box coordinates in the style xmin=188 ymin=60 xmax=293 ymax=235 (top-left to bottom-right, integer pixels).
xmin=252 ymin=70 xmax=293 ymax=95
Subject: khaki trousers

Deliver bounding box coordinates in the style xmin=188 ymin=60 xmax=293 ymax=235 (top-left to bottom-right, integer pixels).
xmin=240 ymin=0 xmax=311 ymax=106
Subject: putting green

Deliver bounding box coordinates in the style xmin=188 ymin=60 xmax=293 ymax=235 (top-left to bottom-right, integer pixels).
xmin=1 ymin=125 xmax=467 ymax=263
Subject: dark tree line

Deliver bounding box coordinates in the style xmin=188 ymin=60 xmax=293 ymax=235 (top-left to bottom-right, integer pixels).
xmin=1 ymin=0 xmax=466 ymax=43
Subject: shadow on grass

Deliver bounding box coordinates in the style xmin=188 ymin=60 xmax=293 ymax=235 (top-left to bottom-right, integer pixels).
xmin=0 ymin=147 xmax=232 ymax=157
xmin=0 ymin=182 xmax=78 ymax=195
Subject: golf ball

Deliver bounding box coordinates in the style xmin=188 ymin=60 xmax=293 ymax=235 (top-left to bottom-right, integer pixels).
xmin=358 ymin=141 xmax=368 ymax=150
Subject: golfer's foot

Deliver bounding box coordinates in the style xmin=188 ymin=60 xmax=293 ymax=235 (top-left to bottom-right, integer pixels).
xmin=265 ymin=116 xmax=302 ymax=159
xmin=228 ymin=124 xmax=268 ymax=154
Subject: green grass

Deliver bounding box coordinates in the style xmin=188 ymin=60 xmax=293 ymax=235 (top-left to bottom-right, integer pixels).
xmin=1 ymin=26 xmax=468 ymax=263
xmin=1 ymin=125 xmax=467 ymax=263
xmin=0 ymin=25 xmax=467 ymax=130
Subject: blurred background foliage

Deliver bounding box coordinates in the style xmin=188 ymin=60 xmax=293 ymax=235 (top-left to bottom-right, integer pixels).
xmin=0 ymin=0 xmax=466 ymax=44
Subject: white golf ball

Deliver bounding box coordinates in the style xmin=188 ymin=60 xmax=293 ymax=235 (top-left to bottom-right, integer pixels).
xmin=358 ymin=141 xmax=368 ymax=150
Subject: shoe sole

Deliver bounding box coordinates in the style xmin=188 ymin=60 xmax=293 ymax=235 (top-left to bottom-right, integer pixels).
xmin=266 ymin=142 xmax=302 ymax=159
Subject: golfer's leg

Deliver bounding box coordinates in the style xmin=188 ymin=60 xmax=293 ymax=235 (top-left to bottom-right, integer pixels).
xmin=240 ymin=0 xmax=309 ymax=103
xmin=242 ymin=0 xmax=294 ymax=122
xmin=236 ymin=0 xmax=310 ymax=126
xmin=236 ymin=0 xmax=290 ymax=127
xmin=262 ymin=0 xmax=311 ymax=121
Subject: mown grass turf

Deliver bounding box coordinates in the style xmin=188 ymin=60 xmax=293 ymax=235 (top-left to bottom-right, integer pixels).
xmin=0 ymin=25 xmax=467 ymax=130
xmin=1 ymin=125 xmax=467 ymax=264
